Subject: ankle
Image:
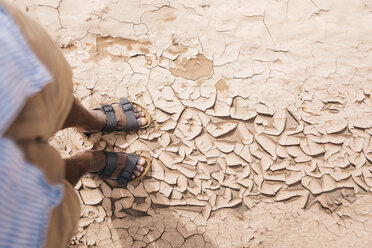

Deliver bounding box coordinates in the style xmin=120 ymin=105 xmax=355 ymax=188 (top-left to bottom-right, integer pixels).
xmin=90 ymin=110 xmax=107 ymax=130
xmin=66 ymin=151 xmax=92 ymax=168
xmin=76 ymin=110 xmax=106 ymax=133
xmin=89 ymin=151 xmax=107 ymax=173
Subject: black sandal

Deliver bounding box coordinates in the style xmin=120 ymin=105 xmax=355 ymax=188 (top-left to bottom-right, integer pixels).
xmin=88 ymin=97 xmax=151 ymax=134
xmin=91 ymin=151 xmax=151 ymax=187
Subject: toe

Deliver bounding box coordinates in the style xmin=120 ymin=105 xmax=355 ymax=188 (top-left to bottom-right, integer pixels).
xmin=138 ymin=157 xmax=146 ymax=165
xmin=138 ymin=118 xmax=147 ymax=127
xmin=136 ymin=164 xmax=144 ymax=172
xmin=134 ymin=107 xmax=141 ymax=113
xmin=135 ymin=112 xmax=145 ymax=118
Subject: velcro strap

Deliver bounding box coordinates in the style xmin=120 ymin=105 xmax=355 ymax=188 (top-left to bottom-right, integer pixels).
xmin=102 ymin=105 xmax=114 ymax=113
xmin=119 ymin=98 xmax=140 ymax=131
xmin=100 ymin=104 xmax=117 ymax=132
xmin=102 ymin=152 xmax=117 ymax=177
xmin=121 ymin=101 xmax=133 ymax=112
xmin=118 ymin=154 xmax=139 ymax=186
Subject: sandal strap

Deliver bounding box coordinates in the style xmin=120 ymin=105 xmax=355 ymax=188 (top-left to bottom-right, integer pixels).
xmin=119 ymin=97 xmax=140 ymax=131
xmin=100 ymin=104 xmax=117 ymax=132
xmin=118 ymin=154 xmax=139 ymax=186
xmin=102 ymin=152 xmax=117 ymax=177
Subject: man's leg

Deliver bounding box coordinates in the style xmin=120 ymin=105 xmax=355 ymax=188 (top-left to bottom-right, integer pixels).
xmin=62 ymin=97 xmax=149 ymax=187
xmin=64 ymin=151 xmax=146 ymax=187
xmin=62 ymin=98 xmax=148 ymax=133
xmin=62 ymin=98 xmax=106 ymax=132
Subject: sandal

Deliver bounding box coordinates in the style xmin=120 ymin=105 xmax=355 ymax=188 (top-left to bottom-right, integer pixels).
xmin=92 ymin=97 xmax=151 ymax=133
xmin=91 ymin=151 xmax=151 ymax=187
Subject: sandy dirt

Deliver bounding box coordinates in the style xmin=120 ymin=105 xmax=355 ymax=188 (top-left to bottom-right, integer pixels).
xmin=11 ymin=0 xmax=372 ymax=247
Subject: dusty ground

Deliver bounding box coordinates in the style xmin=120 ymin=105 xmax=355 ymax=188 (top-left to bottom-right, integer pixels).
xmin=12 ymin=0 xmax=372 ymax=247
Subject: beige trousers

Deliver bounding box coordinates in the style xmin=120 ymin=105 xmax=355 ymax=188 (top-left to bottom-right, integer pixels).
xmin=1 ymin=1 xmax=80 ymax=247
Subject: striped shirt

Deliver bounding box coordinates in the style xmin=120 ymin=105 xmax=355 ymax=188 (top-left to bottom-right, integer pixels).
xmin=0 ymin=4 xmax=63 ymax=248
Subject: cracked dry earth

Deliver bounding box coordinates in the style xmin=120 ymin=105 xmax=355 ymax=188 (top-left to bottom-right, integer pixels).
xmin=13 ymin=0 xmax=372 ymax=247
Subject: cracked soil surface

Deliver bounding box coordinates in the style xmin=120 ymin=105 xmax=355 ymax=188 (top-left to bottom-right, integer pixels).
xmin=12 ymin=0 xmax=372 ymax=247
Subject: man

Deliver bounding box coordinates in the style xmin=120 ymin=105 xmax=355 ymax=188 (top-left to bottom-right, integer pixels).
xmin=0 ymin=1 xmax=151 ymax=247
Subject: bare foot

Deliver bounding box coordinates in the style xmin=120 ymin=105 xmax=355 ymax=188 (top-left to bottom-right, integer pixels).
xmin=79 ymin=104 xmax=148 ymax=133
xmin=89 ymin=151 xmax=146 ymax=184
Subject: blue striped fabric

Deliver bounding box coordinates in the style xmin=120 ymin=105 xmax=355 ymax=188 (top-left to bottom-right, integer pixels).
xmin=0 ymin=4 xmax=52 ymax=135
xmin=0 ymin=138 xmax=63 ymax=248
xmin=0 ymin=4 xmax=63 ymax=248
